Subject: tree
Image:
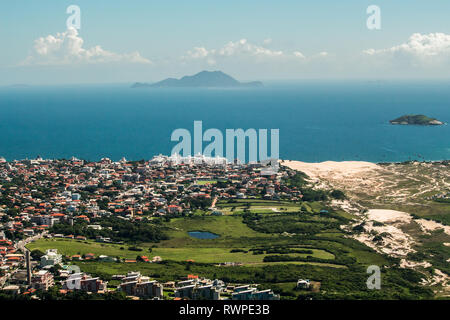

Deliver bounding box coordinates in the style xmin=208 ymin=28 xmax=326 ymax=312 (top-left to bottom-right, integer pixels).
xmin=330 ymin=189 xmax=346 ymax=200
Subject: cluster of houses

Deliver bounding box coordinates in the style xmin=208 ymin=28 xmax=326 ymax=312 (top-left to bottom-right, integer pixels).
xmin=0 ymin=155 xmax=308 ymax=300
xmin=171 ymin=275 xmax=280 ymax=300
xmin=1 ymin=244 xmax=281 ymax=300
xmin=0 ymin=155 xmax=302 ymax=239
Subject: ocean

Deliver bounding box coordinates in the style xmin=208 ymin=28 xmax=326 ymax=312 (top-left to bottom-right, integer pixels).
xmin=0 ymin=80 xmax=449 ymax=163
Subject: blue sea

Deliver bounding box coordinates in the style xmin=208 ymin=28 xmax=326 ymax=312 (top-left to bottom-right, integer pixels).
xmin=0 ymin=80 xmax=449 ymax=163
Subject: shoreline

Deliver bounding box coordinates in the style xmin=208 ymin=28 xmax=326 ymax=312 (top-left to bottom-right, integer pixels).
xmin=281 ymin=159 xmax=449 ymax=177
xmin=1 ymin=156 xmax=449 ymax=164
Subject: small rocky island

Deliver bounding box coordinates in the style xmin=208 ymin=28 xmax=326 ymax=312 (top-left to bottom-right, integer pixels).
xmin=389 ymin=114 xmax=444 ymax=126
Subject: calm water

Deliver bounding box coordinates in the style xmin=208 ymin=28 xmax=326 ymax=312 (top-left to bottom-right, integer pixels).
xmin=0 ymin=80 xmax=449 ymax=162
xmin=188 ymin=231 xmax=220 ymax=239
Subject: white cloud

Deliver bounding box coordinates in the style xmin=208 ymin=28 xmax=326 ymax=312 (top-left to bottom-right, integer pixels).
xmin=263 ymin=38 xmax=272 ymax=45
xmin=183 ymin=39 xmax=332 ymax=67
xmin=183 ymin=38 xmax=284 ymax=63
xmin=293 ymin=51 xmax=306 ymax=59
xmin=187 ymin=47 xmax=209 ymax=59
xmin=22 ymin=28 xmax=151 ymax=66
xmin=363 ymin=33 xmax=450 ymax=59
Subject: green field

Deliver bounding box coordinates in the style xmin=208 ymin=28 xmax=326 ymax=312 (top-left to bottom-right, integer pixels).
xmin=27 ymin=239 xmax=139 ymax=259
xmin=26 ymin=201 xmax=434 ymax=299
xmin=28 ymin=239 xmax=335 ymax=265
xmin=161 ymin=215 xmax=274 ymax=247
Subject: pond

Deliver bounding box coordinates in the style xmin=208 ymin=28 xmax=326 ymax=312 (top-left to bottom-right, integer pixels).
xmin=188 ymin=231 xmax=220 ymax=239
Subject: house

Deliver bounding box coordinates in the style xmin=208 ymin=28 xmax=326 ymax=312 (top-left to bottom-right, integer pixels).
xmin=98 ymin=255 xmax=116 ymax=262
xmin=84 ymin=253 xmax=96 ymax=260
xmin=71 ymin=254 xmax=82 ymax=261
xmin=296 ymin=279 xmax=311 ymax=289
xmin=138 ymin=256 xmax=150 ymax=263
xmin=167 ymin=205 xmax=182 ymax=214
xmin=23 ymin=229 xmax=34 ymax=236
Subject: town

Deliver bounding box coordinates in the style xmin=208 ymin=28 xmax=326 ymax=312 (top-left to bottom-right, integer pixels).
xmin=0 ymin=154 xmax=319 ymax=300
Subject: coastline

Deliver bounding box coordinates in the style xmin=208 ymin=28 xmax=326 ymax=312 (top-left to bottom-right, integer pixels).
xmin=281 ymin=159 xmax=450 ymax=177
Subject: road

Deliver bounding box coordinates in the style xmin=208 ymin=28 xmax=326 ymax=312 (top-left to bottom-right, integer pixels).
xmin=16 ymin=231 xmax=47 ymax=252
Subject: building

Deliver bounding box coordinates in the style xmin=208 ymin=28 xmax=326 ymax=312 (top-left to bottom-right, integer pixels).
xmin=174 ymin=278 xmax=223 ymax=300
xmin=80 ymin=277 xmax=108 ymax=293
xmin=40 ymin=249 xmax=62 ymax=267
xmin=31 ymin=270 xmax=54 ymax=291
xmin=62 ymin=273 xmax=108 ymax=293
xmin=174 ymin=284 xmax=195 ymax=299
xmin=193 ymin=284 xmax=221 ymax=300
xmin=297 ymin=279 xmax=311 ymax=289
xmin=232 ymin=287 xmax=279 ymax=300
xmin=118 ymin=272 xmax=163 ymax=299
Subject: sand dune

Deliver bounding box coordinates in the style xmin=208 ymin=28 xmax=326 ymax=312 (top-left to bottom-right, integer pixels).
xmin=281 ymin=160 xmax=379 ymax=178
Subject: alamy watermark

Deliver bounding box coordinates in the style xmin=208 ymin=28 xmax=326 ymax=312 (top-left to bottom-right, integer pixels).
xmin=66 ymin=5 xmax=81 ymax=30
xmin=367 ymin=5 xmax=381 ymax=30
xmin=170 ymin=121 xmax=279 ymax=173
xmin=367 ymin=265 xmax=381 ymax=290
xmin=65 ymin=265 xmax=82 ymax=290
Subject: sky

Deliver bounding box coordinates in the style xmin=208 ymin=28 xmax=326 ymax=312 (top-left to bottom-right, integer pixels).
xmin=1 ymin=0 xmax=450 ymax=84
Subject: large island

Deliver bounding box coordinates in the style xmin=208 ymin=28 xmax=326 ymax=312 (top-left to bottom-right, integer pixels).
xmin=132 ymin=70 xmax=263 ymax=88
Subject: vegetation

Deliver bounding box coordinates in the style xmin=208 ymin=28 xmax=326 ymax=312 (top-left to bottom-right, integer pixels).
xmin=389 ymin=114 xmax=443 ymax=125
xmin=49 ymin=217 xmax=168 ymax=243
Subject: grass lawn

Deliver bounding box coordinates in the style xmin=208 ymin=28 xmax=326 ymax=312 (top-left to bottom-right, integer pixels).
xmin=27 ymin=238 xmax=334 ymax=265
xmin=27 ymin=239 xmax=140 ymax=259
xmin=159 ymin=215 xmax=276 ymax=247
xmin=196 ymin=180 xmax=217 ymax=185
xmin=216 ymin=199 xmax=304 ymax=215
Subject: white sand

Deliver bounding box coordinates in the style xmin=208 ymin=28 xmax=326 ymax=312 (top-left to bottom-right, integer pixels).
xmin=400 ymin=259 xmax=432 ymax=269
xmin=352 ymin=209 xmax=416 ymax=257
xmin=416 ymin=219 xmax=450 ymax=236
xmin=282 ymin=160 xmax=379 ymax=178
xmin=366 ymin=209 xmax=413 ymax=224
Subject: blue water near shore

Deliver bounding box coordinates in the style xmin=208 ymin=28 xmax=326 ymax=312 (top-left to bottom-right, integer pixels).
xmin=0 ymin=80 xmax=449 ymax=163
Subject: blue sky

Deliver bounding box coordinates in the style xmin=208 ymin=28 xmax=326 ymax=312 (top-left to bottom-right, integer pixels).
xmin=1 ymin=0 xmax=450 ymax=84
